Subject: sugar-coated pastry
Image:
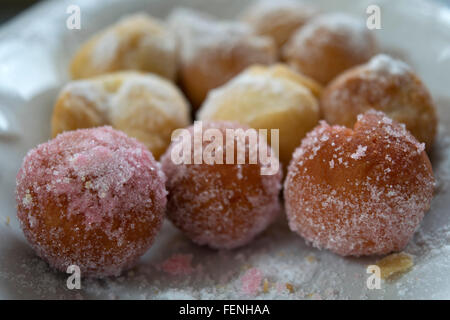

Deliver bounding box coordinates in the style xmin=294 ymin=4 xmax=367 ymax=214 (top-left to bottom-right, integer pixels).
xmin=51 ymin=71 xmax=191 ymax=160
xmin=320 ymin=54 xmax=437 ymax=149
xmin=168 ymin=8 xmax=277 ymax=109
xmin=282 ymin=13 xmax=377 ymax=84
xmin=70 ymin=13 xmax=177 ymax=80
xmin=241 ymin=0 xmax=318 ymax=49
xmin=198 ymin=64 xmax=321 ymax=166
xmin=284 ymin=110 xmax=434 ymax=256
xmin=16 ymin=127 xmax=167 ymax=277
xmin=161 ymin=121 xmax=282 ymax=249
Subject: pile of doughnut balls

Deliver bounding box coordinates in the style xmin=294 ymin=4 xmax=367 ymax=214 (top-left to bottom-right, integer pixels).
xmin=16 ymin=1 xmax=436 ymax=278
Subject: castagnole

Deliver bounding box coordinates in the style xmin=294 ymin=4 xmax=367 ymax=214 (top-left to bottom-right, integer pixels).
xmin=241 ymin=0 xmax=318 ymax=50
xmin=284 ymin=110 xmax=434 ymax=256
xmin=51 ymin=71 xmax=191 ymax=160
xmin=16 ymin=127 xmax=167 ymax=277
xmin=282 ymin=13 xmax=377 ymax=84
xmin=161 ymin=121 xmax=282 ymax=249
xmin=198 ymin=64 xmax=321 ymax=166
xmin=320 ymin=54 xmax=437 ymax=149
xmin=168 ymin=8 xmax=277 ymax=109
xmin=70 ymin=13 xmax=177 ymax=80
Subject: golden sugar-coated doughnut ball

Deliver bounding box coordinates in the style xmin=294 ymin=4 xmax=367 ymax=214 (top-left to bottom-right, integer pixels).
xmin=241 ymin=0 xmax=318 ymax=49
xmin=51 ymin=71 xmax=191 ymax=160
xmin=168 ymin=8 xmax=277 ymax=109
xmin=284 ymin=110 xmax=434 ymax=256
xmin=16 ymin=127 xmax=167 ymax=277
xmin=70 ymin=13 xmax=177 ymax=80
xmin=198 ymin=64 xmax=321 ymax=166
xmin=282 ymin=13 xmax=377 ymax=85
xmin=160 ymin=121 xmax=282 ymax=249
xmin=320 ymin=54 xmax=437 ymax=150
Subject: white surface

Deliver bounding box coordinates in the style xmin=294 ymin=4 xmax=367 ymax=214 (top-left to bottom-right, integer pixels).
xmin=0 ymin=0 xmax=450 ymax=299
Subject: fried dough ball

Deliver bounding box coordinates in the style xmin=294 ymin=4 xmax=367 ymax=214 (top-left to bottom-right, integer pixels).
xmin=160 ymin=121 xmax=282 ymax=249
xmin=168 ymin=8 xmax=277 ymax=109
xmin=282 ymin=13 xmax=377 ymax=84
xmin=241 ymin=0 xmax=318 ymax=49
xmin=70 ymin=13 xmax=177 ymax=80
xmin=320 ymin=54 xmax=437 ymax=149
xmin=284 ymin=110 xmax=434 ymax=256
xmin=198 ymin=64 xmax=321 ymax=166
xmin=51 ymin=71 xmax=191 ymax=160
xmin=16 ymin=127 xmax=167 ymax=277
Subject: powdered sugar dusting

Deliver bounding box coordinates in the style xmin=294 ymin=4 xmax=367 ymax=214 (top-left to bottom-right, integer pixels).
xmin=160 ymin=121 xmax=282 ymax=250
xmin=320 ymin=53 xmax=436 ymax=149
xmin=367 ymin=54 xmax=412 ymax=76
xmin=54 ymin=72 xmax=190 ymax=158
xmin=198 ymin=71 xmax=295 ymax=121
xmin=168 ymin=7 xmax=275 ymax=65
xmin=76 ymin=13 xmax=177 ymax=79
xmin=293 ymin=13 xmax=373 ymax=55
xmin=92 ymin=30 xmax=119 ymax=69
xmin=241 ymin=0 xmax=318 ymax=47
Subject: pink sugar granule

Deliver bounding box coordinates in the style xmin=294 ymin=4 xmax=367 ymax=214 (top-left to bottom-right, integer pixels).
xmin=241 ymin=267 xmax=263 ymax=296
xmin=160 ymin=254 xmax=194 ymax=276
xmin=16 ymin=126 xmax=167 ymax=277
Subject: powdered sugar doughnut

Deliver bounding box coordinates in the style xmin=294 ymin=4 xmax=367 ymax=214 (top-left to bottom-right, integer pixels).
xmin=168 ymin=8 xmax=277 ymax=109
xmin=198 ymin=64 xmax=321 ymax=166
xmin=70 ymin=13 xmax=177 ymax=80
xmin=241 ymin=0 xmax=318 ymax=49
xmin=52 ymin=71 xmax=190 ymax=160
xmin=282 ymin=13 xmax=377 ymax=84
xmin=161 ymin=121 xmax=282 ymax=249
xmin=320 ymin=54 xmax=437 ymax=150
xmin=16 ymin=127 xmax=167 ymax=277
xmin=284 ymin=110 xmax=434 ymax=256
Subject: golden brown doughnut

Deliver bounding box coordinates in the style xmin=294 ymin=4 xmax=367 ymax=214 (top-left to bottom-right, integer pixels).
xmin=70 ymin=13 xmax=177 ymax=80
xmin=198 ymin=64 xmax=321 ymax=166
xmin=282 ymin=13 xmax=377 ymax=85
xmin=320 ymin=54 xmax=437 ymax=149
xmin=284 ymin=110 xmax=434 ymax=256
xmin=51 ymin=71 xmax=191 ymax=159
xmin=241 ymin=0 xmax=318 ymax=49
xmin=168 ymin=8 xmax=277 ymax=109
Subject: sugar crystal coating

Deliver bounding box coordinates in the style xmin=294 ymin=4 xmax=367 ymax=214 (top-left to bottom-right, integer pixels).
xmin=16 ymin=126 xmax=167 ymax=277
xmin=284 ymin=110 xmax=434 ymax=256
xmin=161 ymin=121 xmax=282 ymax=249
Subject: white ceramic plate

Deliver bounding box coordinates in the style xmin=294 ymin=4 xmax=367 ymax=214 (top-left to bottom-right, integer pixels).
xmin=0 ymin=0 xmax=449 ymax=299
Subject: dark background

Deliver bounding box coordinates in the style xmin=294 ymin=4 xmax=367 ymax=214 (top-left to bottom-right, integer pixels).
xmin=0 ymin=0 xmax=39 ymax=24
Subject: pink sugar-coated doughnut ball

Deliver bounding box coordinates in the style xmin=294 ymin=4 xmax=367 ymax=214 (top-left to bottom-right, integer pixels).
xmin=161 ymin=121 xmax=282 ymax=249
xmin=284 ymin=110 xmax=435 ymax=256
xmin=16 ymin=126 xmax=167 ymax=278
